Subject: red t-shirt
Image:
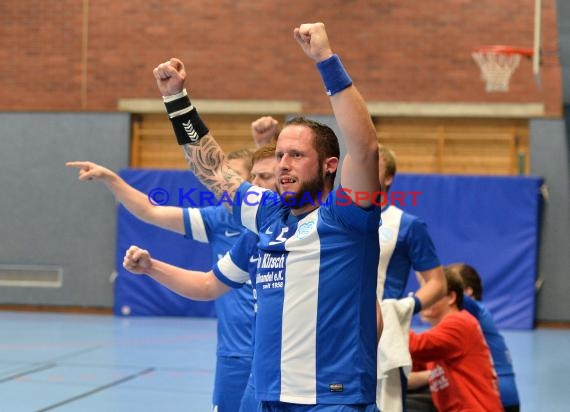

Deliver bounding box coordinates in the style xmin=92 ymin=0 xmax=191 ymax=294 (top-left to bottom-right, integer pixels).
xmin=409 ymin=310 xmax=502 ymax=412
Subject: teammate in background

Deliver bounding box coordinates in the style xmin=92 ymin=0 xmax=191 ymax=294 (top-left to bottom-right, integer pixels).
xmin=152 ymin=22 xmax=381 ymax=410
xmin=376 ymin=145 xmax=447 ymax=411
xmin=226 ymin=148 xmax=254 ymax=178
xmin=67 ymin=146 xmax=269 ymax=412
xmin=249 ymin=125 xmax=278 ymax=189
xmin=120 ymin=143 xmax=278 ymax=411
xmin=222 ymin=142 xmax=277 ymax=412
xmin=449 ymin=263 xmax=521 ymax=412
xmin=376 ymin=145 xmax=446 ymax=308
xmin=408 ymin=266 xmax=502 ymax=411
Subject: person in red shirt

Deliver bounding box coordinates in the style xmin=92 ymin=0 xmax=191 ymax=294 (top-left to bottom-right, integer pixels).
xmin=408 ymin=266 xmax=502 ymax=412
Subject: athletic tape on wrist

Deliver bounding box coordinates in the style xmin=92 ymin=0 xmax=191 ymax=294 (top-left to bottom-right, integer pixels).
xmin=163 ymin=89 xmax=209 ymax=145
xmin=316 ymin=54 xmax=353 ymax=96
xmin=412 ymin=295 xmax=423 ymax=315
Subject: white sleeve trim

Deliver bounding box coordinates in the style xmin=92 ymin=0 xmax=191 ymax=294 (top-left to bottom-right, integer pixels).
xmin=188 ymin=208 xmax=209 ymax=242
xmin=217 ymin=253 xmax=249 ymax=284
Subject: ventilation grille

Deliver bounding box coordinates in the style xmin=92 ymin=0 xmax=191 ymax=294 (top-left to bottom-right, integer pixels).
xmin=0 ymin=265 xmax=63 ymax=288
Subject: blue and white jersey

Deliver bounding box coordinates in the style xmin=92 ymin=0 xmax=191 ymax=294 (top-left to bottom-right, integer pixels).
xmin=377 ymin=205 xmax=441 ymax=300
xmin=183 ymin=205 xmax=245 ymax=259
xmin=232 ymin=182 xmax=380 ymax=405
xmin=182 ymin=205 xmax=254 ymax=358
xmin=213 ymin=231 xmax=260 ymax=295
xmin=213 ymin=230 xmax=260 ymax=337
xmin=463 ymin=296 xmax=520 ymax=407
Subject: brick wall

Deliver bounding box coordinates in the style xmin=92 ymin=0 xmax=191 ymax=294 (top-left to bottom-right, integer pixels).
xmin=0 ymin=0 xmax=562 ymax=115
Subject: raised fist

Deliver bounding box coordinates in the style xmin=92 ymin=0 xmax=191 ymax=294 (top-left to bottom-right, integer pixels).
xmin=153 ymin=58 xmax=187 ymax=97
xmin=251 ymin=116 xmax=279 ymax=147
xmin=293 ymin=22 xmax=333 ymax=63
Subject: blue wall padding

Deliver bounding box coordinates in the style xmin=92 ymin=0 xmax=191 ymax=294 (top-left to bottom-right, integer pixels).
xmin=391 ymin=174 xmax=543 ymax=330
xmin=114 ymin=170 xmax=542 ymax=329
xmin=114 ymin=169 xmax=215 ymax=317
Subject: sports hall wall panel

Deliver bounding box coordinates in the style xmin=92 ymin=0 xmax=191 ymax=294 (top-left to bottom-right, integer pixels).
xmin=0 ymin=113 xmax=130 ymax=307
xmin=114 ymin=170 xmax=216 ymax=317
xmin=531 ymin=118 xmax=570 ymax=322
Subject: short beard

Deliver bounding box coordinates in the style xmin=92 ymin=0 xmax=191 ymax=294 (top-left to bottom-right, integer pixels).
xmin=279 ymin=164 xmax=325 ymax=210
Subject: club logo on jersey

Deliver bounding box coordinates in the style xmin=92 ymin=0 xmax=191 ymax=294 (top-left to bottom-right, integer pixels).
xmin=268 ymin=227 xmax=289 ymax=245
xmin=296 ymin=220 xmax=315 ymax=240
xmin=329 ymin=383 xmax=344 ymax=392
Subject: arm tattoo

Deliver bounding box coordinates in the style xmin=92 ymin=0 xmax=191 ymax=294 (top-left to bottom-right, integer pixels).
xmin=181 ymin=134 xmax=243 ymax=208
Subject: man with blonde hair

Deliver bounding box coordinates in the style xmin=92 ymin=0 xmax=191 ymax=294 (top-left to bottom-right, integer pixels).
xmin=375 ymin=144 xmax=446 ymax=411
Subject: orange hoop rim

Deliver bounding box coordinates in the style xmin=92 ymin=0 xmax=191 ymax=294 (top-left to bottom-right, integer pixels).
xmin=474 ymin=45 xmax=534 ymax=57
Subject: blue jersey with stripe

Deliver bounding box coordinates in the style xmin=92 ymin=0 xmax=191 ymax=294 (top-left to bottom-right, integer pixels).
xmin=378 ymin=206 xmax=441 ymax=300
xmin=213 ymin=231 xmax=262 ymax=412
xmin=213 ymin=230 xmax=260 ymax=338
xmin=213 ymin=231 xmax=260 ymax=289
xmin=182 ymin=205 xmax=254 ymax=357
xmin=231 ymin=183 xmax=380 ymax=405
xmin=463 ymin=296 xmax=520 ymax=407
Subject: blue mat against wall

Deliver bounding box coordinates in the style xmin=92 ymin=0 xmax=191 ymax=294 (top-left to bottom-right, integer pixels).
xmin=114 ymin=170 xmax=543 ymax=329
xmin=391 ymin=174 xmax=543 ymax=330
xmin=114 ymin=169 xmax=216 ymax=317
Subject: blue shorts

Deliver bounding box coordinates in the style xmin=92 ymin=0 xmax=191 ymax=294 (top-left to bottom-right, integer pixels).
xmin=212 ymin=355 xmax=253 ymax=412
xmin=239 ymin=373 xmax=259 ymax=412
xmin=258 ymin=402 xmax=379 ymax=412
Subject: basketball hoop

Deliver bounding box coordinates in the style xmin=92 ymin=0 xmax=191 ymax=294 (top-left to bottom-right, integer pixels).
xmin=472 ymin=46 xmax=534 ymax=92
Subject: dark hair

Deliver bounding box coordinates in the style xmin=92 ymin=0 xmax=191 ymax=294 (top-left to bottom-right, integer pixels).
xmin=449 ymin=263 xmax=483 ymax=301
xmin=443 ymin=266 xmax=465 ymax=309
xmin=283 ymin=117 xmax=340 ymax=185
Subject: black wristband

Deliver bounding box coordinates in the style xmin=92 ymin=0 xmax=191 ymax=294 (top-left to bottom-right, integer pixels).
xmin=412 ymin=295 xmax=423 ymax=314
xmin=169 ymin=107 xmax=209 ymax=145
xmin=165 ymin=94 xmax=192 ymax=114
xmin=163 ymin=92 xmax=209 ymax=145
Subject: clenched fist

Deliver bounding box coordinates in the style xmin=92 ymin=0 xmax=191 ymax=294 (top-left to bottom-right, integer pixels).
xmin=123 ymin=246 xmax=152 ymax=275
xmin=153 ymin=58 xmax=187 ymax=97
xmin=293 ymin=22 xmax=333 ymax=63
xmin=251 ymin=116 xmax=279 ymax=147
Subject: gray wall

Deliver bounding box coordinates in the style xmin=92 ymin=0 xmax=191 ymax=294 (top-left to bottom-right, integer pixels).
xmin=0 ymin=113 xmax=130 ymax=307
xmin=535 ymin=1 xmax=570 ymax=322
xmin=531 ymin=117 xmax=570 ymax=322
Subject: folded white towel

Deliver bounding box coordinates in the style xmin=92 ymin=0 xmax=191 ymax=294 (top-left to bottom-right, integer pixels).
xmin=376 ymin=297 xmax=415 ymax=412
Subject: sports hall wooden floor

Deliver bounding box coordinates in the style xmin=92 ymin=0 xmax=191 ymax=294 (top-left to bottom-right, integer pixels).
xmin=0 ymin=311 xmax=568 ymax=411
